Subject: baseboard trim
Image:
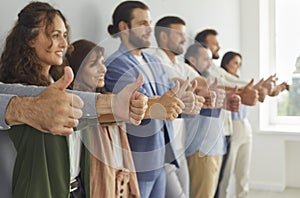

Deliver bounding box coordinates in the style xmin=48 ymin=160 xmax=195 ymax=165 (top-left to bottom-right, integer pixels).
xmin=250 ymin=182 xmax=285 ymax=192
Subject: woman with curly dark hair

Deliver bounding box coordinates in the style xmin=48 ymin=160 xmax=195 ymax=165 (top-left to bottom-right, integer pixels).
xmin=0 ymin=2 xmax=71 ymax=86
xmin=0 ymin=2 xmax=89 ymax=197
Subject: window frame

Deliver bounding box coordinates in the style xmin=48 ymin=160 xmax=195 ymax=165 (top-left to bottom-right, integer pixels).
xmin=259 ymin=0 xmax=300 ymax=132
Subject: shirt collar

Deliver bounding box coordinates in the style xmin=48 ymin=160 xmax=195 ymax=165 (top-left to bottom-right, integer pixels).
xmin=155 ymin=48 xmax=179 ymax=66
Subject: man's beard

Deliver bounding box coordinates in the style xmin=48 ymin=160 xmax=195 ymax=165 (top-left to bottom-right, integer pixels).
xmin=201 ymin=70 xmax=210 ymax=78
xmin=212 ymin=53 xmax=219 ymax=59
xmin=168 ymin=44 xmax=184 ymax=56
xmin=128 ymin=29 xmax=150 ymax=49
xmin=172 ymin=47 xmax=184 ymax=56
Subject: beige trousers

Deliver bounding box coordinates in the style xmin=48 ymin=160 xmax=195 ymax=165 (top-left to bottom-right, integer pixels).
xmin=187 ymin=151 xmax=222 ymax=198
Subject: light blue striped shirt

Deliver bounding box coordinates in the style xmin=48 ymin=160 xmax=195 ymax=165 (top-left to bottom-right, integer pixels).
xmin=184 ymin=108 xmax=227 ymax=157
xmin=232 ymin=104 xmax=248 ymax=120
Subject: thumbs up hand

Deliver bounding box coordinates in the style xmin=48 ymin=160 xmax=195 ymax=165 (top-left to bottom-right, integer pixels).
xmin=262 ymin=74 xmax=277 ymax=95
xmin=175 ymin=77 xmax=204 ymax=115
xmin=8 ymin=66 xmax=84 ymax=136
xmin=224 ymin=86 xmax=241 ymax=112
xmin=145 ymin=81 xmax=185 ymax=120
xmin=112 ymin=74 xmax=148 ymax=125
xmin=253 ymin=78 xmax=268 ymax=102
xmin=209 ymin=78 xmax=226 ymax=108
xmin=238 ymin=79 xmax=259 ymax=106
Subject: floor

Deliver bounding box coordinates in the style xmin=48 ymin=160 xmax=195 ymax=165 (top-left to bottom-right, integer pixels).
xmin=248 ymin=188 xmax=300 ymax=198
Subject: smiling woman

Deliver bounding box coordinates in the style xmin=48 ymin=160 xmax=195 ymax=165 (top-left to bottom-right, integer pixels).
xmin=0 ymin=2 xmax=90 ymax=198
xmin=62 ymin=39 xmax=140 ymax=198
xmin=0 ymin=2 xmax=70 ymax=86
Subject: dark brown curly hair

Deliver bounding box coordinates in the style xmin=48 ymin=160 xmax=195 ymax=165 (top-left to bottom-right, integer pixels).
xmin=0 ymin=1 xmax=71 ymax=86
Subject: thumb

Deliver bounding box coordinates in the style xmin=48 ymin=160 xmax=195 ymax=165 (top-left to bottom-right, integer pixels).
xmin=177 ymin=77 xmax=190 ymax=98
xmin=209 ymin=77 xmax=218 ymax=89
xmin=254 ymin=78 xmax=264 ymax=89
xmin=265 ymin=74 xmax=276 ymax=83
xmin=169 ymin=80 xmax=180 ymax=97
xmin=50 ymin=66 xmax=74 ymax=91
xmin=206 ymin=78 xmax=211 ymax=87
xmin=125 ymin=74 xmax=144 ymax=95
xmin=245 ymin=78 xmax=254 ymax=88
xmin=191 ymin=79 xmax=197 ymax=92
xmin=230 ymin=86 xmax=238 ymax=96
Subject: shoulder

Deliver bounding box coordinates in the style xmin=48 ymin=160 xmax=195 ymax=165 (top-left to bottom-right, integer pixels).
xmin=143 ymin=51 xmax=162 ymax=63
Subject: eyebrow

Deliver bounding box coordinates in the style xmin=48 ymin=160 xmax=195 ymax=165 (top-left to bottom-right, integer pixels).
xmin=52 ymin=29 xmax=67 ymax=33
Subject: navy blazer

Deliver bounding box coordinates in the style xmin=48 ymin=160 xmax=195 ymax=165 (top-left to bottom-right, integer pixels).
xmin=105 ymin=44 xmax=179 ymax=180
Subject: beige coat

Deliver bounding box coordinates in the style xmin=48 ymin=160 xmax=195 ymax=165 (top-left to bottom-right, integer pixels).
xmin=89 ymin=122 xmax=140 ymax=198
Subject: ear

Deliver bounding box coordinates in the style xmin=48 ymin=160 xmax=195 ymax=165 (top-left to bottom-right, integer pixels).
xmin=118 ymin=21 xmax=129 ymax=31
xmin=188 ymin=56 xmax=196 ymax=66
xmin=160 ymin=31 xmax=168 ymax=42
xmin=28 ymin=39 xmax=36 ymax=48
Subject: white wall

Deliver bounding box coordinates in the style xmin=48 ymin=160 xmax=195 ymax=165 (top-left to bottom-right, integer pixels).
xmin=240 ymin=0 xmax=300 ymax=191
xmin=0 ymin=0 xmax=240 ymax=57
xmin=1 ymin=0 xmax=298 ymax=193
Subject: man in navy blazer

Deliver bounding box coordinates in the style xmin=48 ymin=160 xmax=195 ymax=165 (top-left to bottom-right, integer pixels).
xmin=104 ymin=1 xmax=193 ymax=197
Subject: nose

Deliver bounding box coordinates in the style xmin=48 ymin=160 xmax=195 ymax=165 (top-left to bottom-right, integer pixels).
xmin=98 ymin=62 xmax=107 ymax=74
xmin=182 ymin=36 xmax=186 ymax=43
xmin=101 ymin=64 xmax=107 ymax=74
xmin=59 ymin=37 xmax=68 ymax=49
xmin=146 ymin=25 xmax=152 ymax=34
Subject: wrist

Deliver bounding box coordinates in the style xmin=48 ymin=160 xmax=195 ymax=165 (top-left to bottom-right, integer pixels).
xmin=5 ymin=96 xmax=31 ymax=126
xmin=96 ymin=93 xmax=114 ymax=115
xmin=145 ymin=96 xmax=160 ymax=118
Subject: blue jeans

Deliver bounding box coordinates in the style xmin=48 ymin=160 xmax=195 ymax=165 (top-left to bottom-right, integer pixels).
xmin=138 ymin=168 xmax=166 ymax=198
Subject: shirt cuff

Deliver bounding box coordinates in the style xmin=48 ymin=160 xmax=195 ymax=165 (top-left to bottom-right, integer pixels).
xmin=0 ymin=94 xmax=15 ymax=130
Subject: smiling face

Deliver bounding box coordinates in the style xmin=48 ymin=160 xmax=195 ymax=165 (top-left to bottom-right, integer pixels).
xmin=29 ymin=14 xmax=68 ymax=76
xmin=80 ymin=50 xmax=107 ymax=90
xmin=189 ymin=46 xmax=212 ymax=77
xmin=205 ymin=34 xmax=220 ymax=59
xmin=166 ymin=23 xmax=186 ymax=55
xmin=128 ymin=8 xmax=152 ymax=49
xmin=225 ymin=55 xmax=242 ymax=76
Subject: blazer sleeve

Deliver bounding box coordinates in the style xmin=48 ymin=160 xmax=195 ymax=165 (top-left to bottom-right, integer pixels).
xmin=105 ymin=57 xmax=149 ymax=96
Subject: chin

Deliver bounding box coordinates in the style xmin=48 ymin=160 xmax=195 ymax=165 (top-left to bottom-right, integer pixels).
xmin=53 ymin=60 xmax=63 ymax=66
xmin=97 ymin=82 xmax=105 ymax=88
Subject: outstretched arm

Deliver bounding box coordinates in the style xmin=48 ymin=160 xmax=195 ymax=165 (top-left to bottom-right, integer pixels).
xmin=4 ymin=67 xmax=83 ymax=135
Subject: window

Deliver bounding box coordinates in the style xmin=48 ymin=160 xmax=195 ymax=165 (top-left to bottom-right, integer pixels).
xmin=268 ymin=0 xmax=300 ymax=128
xmin=275 ymin=0 xmax=300 ymax=115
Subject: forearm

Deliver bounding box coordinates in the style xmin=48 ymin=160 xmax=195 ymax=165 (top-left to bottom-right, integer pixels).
xmin=5 ymin=96 xmax=35 ymax=127
xmin=0 ymin=82 xmax=98 ymax=118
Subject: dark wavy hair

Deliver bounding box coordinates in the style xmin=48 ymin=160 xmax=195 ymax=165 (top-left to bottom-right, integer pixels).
xmin=107 ymin=1 xmax=149 ymax=38
xmin=220 ymin=51 xmax=242 ymax=72
xmin=0 ymin=1 xmax=71 ymax=86
xmin=65 ymin=39 xmax=104 ymax=90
